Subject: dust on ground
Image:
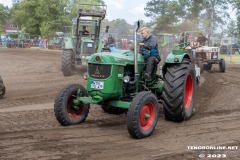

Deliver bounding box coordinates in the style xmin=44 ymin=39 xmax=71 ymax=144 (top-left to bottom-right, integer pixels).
xmin=0 ymin=48 xmax=240 ymax=160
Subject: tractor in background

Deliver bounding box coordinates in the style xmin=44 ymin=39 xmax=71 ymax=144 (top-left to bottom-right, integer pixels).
xmin=180 ymin=31 xmax=225 ymax=73
xmin=156 ymin=33 xmax=176 ymax=56
xmin=47 ymin=32 xmax=64 ymax=50
xmin=54 ymin=21 xmax=200 ymax=139
xmin=8 ymin=32 xmax=31 ymax=48
xmin=61 ymin=4 xmax=107 ymax=76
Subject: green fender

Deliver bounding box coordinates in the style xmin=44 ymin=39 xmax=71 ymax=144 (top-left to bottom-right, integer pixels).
xmin=162 ymin=51 xmax=191 ymax=78
xmin=63 ymin=37 xmax=74 ymax=49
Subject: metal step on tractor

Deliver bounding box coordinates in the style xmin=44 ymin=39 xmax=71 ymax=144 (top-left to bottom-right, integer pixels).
xmin=0 ymin=76 xmax=6 ymax=98
xmin=61 ymin=4 xmax=107 ymax=76
xmin=54 ymin=21 xmax=201 ymax=139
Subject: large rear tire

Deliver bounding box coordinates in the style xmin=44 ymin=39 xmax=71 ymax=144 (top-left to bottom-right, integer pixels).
xmin=163 ymin=60 xmax=196 ymax=122
xmin=54 ymin=84 xmax=90 ymax=126
xmin=101 ymin=105 xmax=127 ymax=115
xmin=127 ymin=91 xmax=159 ymax=139
xmin=219 ymin=59 xmax=225 ymax=72
xmin=61 ymin=50 xmax=75 ymax=77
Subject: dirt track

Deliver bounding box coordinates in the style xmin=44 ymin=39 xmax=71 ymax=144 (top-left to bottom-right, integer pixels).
xmin=0 ymin=48 xmax=240 ymax=160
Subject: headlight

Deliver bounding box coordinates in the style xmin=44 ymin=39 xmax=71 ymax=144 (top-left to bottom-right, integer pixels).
xmin=82 ymin=72 xmax=88 ymax=80
xmin=123 ymin=75 xmax=130 ymax=83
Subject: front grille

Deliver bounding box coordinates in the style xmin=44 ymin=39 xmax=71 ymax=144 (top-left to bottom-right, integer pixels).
xmin=88 ymin=63 xmax=111 ymax=79
xmin=211 ymin=52 xmax=218 ymax=59
xmin=83 ymin=42 xmax=94 ymax=54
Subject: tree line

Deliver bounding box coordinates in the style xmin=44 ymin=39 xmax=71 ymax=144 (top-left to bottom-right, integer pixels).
xmin=145 ymin=0 xmax=239 ymax=36
xmin=0 ymin=0 xmax=239 ymax=37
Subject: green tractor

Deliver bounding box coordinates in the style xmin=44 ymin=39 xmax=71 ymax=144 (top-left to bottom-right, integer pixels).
xmin=54 ymin=21 xmax=200 ymax=139
xmin=61 ymin=4 xmax=107 ymax=76
xmin=8 ymin=32 xmax=31 ymax=48
xmin=47 ymin=32 xmax=64 ymax=50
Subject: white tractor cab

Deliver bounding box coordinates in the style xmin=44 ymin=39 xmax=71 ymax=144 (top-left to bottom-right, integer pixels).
xmin=180 ymin=31 xmax=225 ymax=73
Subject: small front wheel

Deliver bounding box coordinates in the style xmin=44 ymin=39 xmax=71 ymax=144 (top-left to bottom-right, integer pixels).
xmin=127 ymin=91 xmax=159 ymax=139
xmin=54 ymin=84 xmax=90 ymax=126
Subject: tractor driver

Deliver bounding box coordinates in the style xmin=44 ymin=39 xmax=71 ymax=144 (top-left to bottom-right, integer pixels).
xmin=80 ymin=26 xmax=90 ymax=36
xmin=197 ymin=33 xmax=207 ymax=46
xmin=139 ymin=27 xmax=161 ymax=78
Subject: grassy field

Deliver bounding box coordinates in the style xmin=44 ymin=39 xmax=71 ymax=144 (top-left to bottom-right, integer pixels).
xmin=219 ymin=53 xmax=240 ymax=64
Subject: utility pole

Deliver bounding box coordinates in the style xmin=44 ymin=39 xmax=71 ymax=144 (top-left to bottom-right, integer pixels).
xmin=210 ymin=6 xmax=214 ymax=36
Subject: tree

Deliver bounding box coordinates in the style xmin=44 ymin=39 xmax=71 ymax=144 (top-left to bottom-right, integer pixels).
xmin=144 ymin=0 xmax=231 ymax=34
xmin=112 ymin=19 xmax=130 ymax=35
xmin=0 ymin=4 xmax=10 ymax=30
xmin=227 ymin=20 xmax=238 ymax=37
xmin=200 ymin=0 xmax=230 ymax=34
xmin=178 ymin=0 xmax=205 ymax=30
xmin=230 ymin=0 xmax=240 ymax=36
xmin=144 ymin=0 xmax=185 ymax=33
xmin=9 ymin=0 xmax=105 ymax=36
xmin=10 ymin=0 xmax=68 ymax=35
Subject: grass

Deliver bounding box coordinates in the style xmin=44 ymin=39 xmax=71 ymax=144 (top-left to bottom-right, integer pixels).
xmin=219 ymin=53 xmax=240 ymax=64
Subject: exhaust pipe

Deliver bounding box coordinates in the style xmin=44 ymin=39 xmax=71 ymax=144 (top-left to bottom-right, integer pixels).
xmin=129 ymin=21 xmax=140 ymax=85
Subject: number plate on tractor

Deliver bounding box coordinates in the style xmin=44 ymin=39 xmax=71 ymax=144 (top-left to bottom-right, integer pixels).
xmin=91 ymin=81 xmax=104 ymax=89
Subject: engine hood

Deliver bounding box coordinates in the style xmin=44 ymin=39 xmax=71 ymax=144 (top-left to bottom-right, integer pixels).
xmin=88 ymin=50 xmax=144 ymax=66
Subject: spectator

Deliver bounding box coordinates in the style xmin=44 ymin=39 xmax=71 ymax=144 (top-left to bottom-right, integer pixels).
xmin=190 ymin=37 xmax=200 ymax=60
xmin=197 ymin=33 xmax=207 ymax=46
xmin=106 ymin=34 xmax=115 ymax=47
xmin=39 ymin=39 xmax=45 ymax=48
xmin=122 ymin=39 xmax=127 ymax=49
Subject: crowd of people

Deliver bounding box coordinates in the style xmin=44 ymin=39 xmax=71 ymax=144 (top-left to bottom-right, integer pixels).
xmin=0 ymin=36 xmax=32 ymax=48
xmin=0 ymin=35 xmax=57 ymax=49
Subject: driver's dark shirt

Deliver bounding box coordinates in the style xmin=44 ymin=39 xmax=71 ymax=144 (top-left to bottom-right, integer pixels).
xmin=140 ymin=35 xmax=160 ymax=60
xmin=82 ymin=30 xmax=89 ymax=36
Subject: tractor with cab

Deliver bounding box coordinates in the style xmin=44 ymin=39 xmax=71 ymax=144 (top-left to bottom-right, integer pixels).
xmin=61 ymin=4 xmax=107 ymax=76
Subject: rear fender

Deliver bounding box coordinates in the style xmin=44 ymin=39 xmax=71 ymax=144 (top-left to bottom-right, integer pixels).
xmin=63 ymin=37 xmax=74 ymax=49
xmin=162 ymin=53 xmax=191 ymax=78
xmin=164 ymin=52 xmax=190 ymax=63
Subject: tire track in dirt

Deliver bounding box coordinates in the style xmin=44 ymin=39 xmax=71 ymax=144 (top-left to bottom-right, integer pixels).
xmin=0 ymin=48 xmax=240 ymax=160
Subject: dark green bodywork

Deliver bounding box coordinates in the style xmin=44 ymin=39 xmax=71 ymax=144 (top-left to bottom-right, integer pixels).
xmin=73 ymin=44 xmax=190 ymax=109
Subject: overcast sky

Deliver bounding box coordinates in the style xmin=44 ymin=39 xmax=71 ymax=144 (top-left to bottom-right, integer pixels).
xmin=0 ymin=0 xmax=236 ymax=25
xmin=0 ymin=0 xmax=151 ymax=25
